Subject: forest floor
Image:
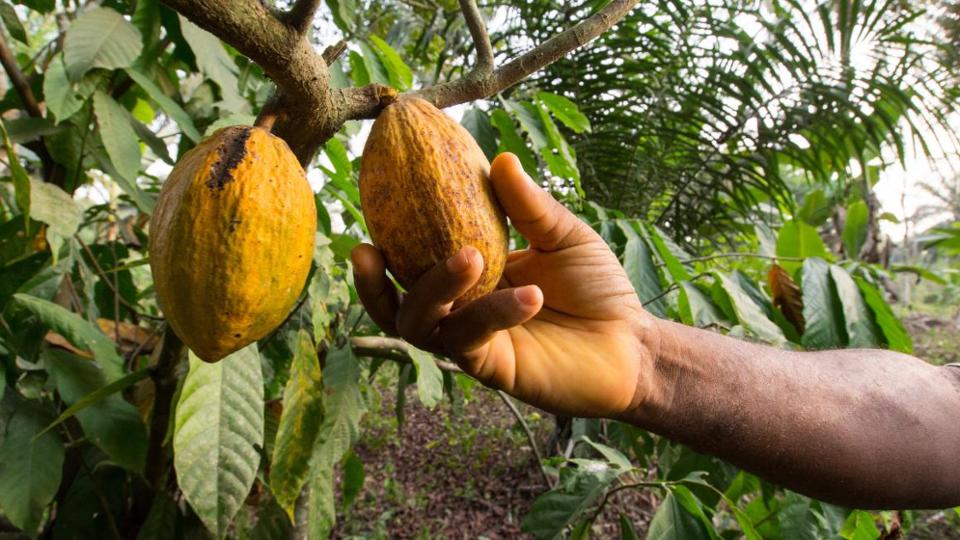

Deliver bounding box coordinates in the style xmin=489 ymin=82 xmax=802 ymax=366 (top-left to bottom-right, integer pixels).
xmin=333 ymin=304 xmax=960 ymax=539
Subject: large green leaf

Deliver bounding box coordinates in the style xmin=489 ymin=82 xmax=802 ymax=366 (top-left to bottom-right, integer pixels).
xmin=461 ymin=107 xmax=498 ymax=160
xmin=43 ymin=348 xmax=148 ymax=472
xmin=714 ymin=272 xmax=787 ymax=345
xmin=12 ymin=293 xmax=124 ymax=380
xmin=777 ymin=220 xmax=829 ymax=274
xmin=306 ymin=343 xmax=366 ymax=537
xmin=842 ymin=199 xmax=869 ymax=259
xmin=63 ymin=7 xmax=142 ymax=80
xmin=0 ymin=2 xmax=28 ymax=44
xmin=93 ymin=91 xmax=141 ymax=187
xmin=0 ymin=120 xmax=30 ymax=227
xmin=177 ymin=15 xmax=243 ymax=109
xmin=408 ymin=346 xmax=444 ymax=409
xmin=828 ymin=265 xmax=880 ymax=348
xmin=369 ymin=35 xmax=413 ymax=91
xmin=853 ymin=277 xmax=912 ymax=353
xmin=270 ymin=330 xmax=325 ymax=520
xmin=678 ymin=282 xmax=727 ymax=328
xmin=800 ymin=258 xmax=846 ymax=350
xmin=522 ymin=460 xmax=624 ymax=540
xmin=491 ymin=108 xmax=538 ymax=176
xmin=29 ymin=179 xmax=82 ymax=263
xmin=43 ymin=54 xmax=86 ymax=122
xmin=125 ymin=68 xmax=201 ymax=142
xmin=0 ymin=399 xmax=64 ymax=533
xmin=536 ymin=92 xmax=591 ymax=134
xmin=619 ymin=221 xmax=667 ymax=317
xmin=174 ymin=345 xmax=264 ymax=538
xmin=646 ymin=490 xmax=712 ymax=540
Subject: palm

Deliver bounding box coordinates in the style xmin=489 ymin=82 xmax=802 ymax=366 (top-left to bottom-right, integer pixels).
xmin=469 ymin=241 xmax=649 ymax=417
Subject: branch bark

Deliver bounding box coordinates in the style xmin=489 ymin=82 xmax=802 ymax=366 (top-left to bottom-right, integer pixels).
xmin=281 ymin=0 xmax=323 ymax=34
xmin=144 ymin=327 xmax=185 ymax=490
xmin=351 ymin=335 xmax=462 ymax=373
xmin=0 ymin=31 xmax=42 ymax=117
xmin=458 ymin=0 xmax=494 ymax=76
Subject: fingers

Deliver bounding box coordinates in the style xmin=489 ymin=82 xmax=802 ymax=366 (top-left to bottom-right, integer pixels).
xmin=490 ymin=153 xmax=596 ymax=251
xmin=439 ymin=285 xmax=543 ymax=354
xmin=351 ymin=244 xmax=400 ymax=335
xmin=395 ymin=246 xmax=484 ymax=348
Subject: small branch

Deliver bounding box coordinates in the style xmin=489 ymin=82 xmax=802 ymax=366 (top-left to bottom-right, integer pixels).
xmin=497 ymin=390 xmax=553 ymax=488
xmin=409 ymin=0 xmax=639 ymax=109
xmin=321 ymin=40 xmax=347 ymax=65
xmin=458 ymin=0 xmax=494 ymax=76
xmin=641 ymin=272 xmax=708 ymax=307
xmin=350 ymin=335 xmax=462 ymax=373
xmin=144 ymin=327 xmax=185 ymax=490
xmin=661 ymin=252 xmax=807 ymax=267
xmin=281 ymin=0 xmax=323 ymax=34
xmin=0 ymin=31 xmax=42 ymax=118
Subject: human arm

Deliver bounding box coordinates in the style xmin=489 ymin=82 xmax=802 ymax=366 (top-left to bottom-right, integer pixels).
xmin=351 ymin=152 xmax=960 ymax=509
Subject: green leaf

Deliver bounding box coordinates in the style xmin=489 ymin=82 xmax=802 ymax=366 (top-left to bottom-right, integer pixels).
xmin=306 ymin=343 xmax=366 ymax=537
xmin=407 ymin=346 xmax=444 ymax=409
xmin=357 ymin=41 xmax=391 ymax=86
xmin=270 ymin=330 xmax=325 ymax=520
xmin=461 ymin=108 xmax=498 ymax=160
xmin=840 ymin=510 xmax=880 ymax=540
xmin=842 ymin=199 xmax=869 ymax=259
xmin=177 ymin=15 xmax=243 ymax=109
xmin=94 ymin=91 xmax=141 ymax=186
xmin=63 ymin=7 xmax=142 ymax=80
xmin=125 ymin=68 xmax=201 ymax=142
xmin=537 ymin=92 xmax=591 ymax=133
xmin=137 ymin=493 xmax=179 ymax=540
xmin=131 ymin=118 xmax=173 ymax=164
xmin=778 ymin=492 xmax=819 ymax=540
xmin=522 ymin=461 xmax=623 ymax=540
xmin=0 ymin=119 xmax=30 ymax=227
xmin=12 ymin=293 xmax=124 ymax=380
xmin=800 ymin=258 xmax=846 ymax=350
xmin=348 ymin=51 xmax=370 ymax=86
xmin=4 ymin=117 xmax=59 ymax=144
xmin=491 ymin=108 xmax=537 ymax=176
xmin=854 ymin=277 xmax=912 ymax=353
xmin=536 ymin=101 xmax=581 ymax=191
xmin=341 ymin=452 xmax=364 ymax=508
xmin=646 ymin=491 xmax=711 ymax=540
xmin=797 ymin=189 xmax=833 ymax=226
xmin=889 ymin=265 xmax=947 ymax=285
xmin=15 ymin=0 xmax=53 ymax=12
xmin=37 ymin=366 xmax=151 ymax=440
xmin=829 ymin=265 xmax=881 ymax=348
xmin=174 ymin=345 xmax=264 ymax=538
xmin=776 ymin=220 xmax=829 ymax=274
xmin=0 ymin=2 xmax=28 ymax=45
xmin=43 ymin=55 xmax=87 ymax=123
xmin=368 ymin=35 xmax=412 ymax=91
xmin=647 ymin=224 xmax=691 ymax=282
xmin=678 ymin=282 xmax=727 ymax=328
xmin=324 ymin=137 xmax=352 ymax=178
xmin=714 ymin=272 xmax=787 ymax=345
xmin=91 ymin=144 xmax=155 ymax=213
xmin=43 ymin=349 xmax=148 ymax=472
xmin=619 ymin=221 xmax=667 ymax=317
xmin=0 ymin=399 xmax=64 ymax=533
xmin=619 ymin=514 xmax=641 ymax=540
xmin=29 ymin=178 xmax=83 ymax=262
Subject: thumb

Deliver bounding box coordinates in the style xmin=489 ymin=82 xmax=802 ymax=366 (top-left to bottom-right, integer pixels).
xmin=489 ymin=153 xmax=594 ymax=251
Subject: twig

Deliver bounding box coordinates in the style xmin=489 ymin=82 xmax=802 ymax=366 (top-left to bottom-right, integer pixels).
xmin=75 ymin=236 xmax=164 ymax=322
xmin=496 ymin=390 xmax=553 ymax=488
xmin=458 ymin=0 xmax=494 ymax=76
xmin=350 ymin=335 xmax=462 ymax=373
xmin=0 ymin=31 xmax=42 ymax=117
xmin=410 ymin=0 xmax=639 ymax=109
xmin=641 ymin=272 xmax=708 ymax=306
xmin=144 ymin=327 xmax=184 ymax=490
xmin=662 ymin=252 xmax=807 ymax=267
xmin=582 ymin=479 xmax=664 ymax=531
xmin=281 ymin=0 xmax=323 ymax=34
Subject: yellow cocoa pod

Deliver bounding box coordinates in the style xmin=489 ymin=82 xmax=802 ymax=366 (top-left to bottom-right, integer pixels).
xmin=359 ymin=97 xmax=508 ymax=303
xmin=149 ymin=126 xmax=316 ymax=362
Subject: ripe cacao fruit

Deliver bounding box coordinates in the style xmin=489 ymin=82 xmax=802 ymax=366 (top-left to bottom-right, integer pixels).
xmin=149 ymin=126 xmax=316 ymax=362
xmin=359 ymin=97 xmax=508 ymax=302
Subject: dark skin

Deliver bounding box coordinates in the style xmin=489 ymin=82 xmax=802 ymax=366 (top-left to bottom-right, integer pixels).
xmin=351 ymin=153 xmax=960 ymax=509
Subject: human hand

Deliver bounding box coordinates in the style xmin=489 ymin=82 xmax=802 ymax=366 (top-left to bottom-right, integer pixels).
xmin=351 ymin=153 xmax=660 ymax=417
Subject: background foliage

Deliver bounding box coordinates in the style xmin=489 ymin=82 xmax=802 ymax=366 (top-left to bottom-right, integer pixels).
xmin=0 ymin=0 xmax=958 ymax=538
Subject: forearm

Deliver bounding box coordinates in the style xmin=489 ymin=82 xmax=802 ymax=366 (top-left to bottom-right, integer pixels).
xmin=626 ymin=318 xmax=960 ymax=508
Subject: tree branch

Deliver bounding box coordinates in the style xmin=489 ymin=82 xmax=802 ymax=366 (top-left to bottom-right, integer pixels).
xmin=0 ymin=31 xmax=42 ymax=117
xmin=144 ymin=327 xmax=184 ymax=490
xmin=458 ymin=0 xmax=494 ymax=76
xmin=350 ymin=335 xmax=462 ymax=373
xmin=281 ymin=0 xmax=322 ymax=34
xmin=409 ymin=0 xmax=638 ymax=109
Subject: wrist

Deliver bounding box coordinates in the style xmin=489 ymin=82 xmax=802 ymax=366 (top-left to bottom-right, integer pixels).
xmin=616 ymin=312 xmax=668 ymax=425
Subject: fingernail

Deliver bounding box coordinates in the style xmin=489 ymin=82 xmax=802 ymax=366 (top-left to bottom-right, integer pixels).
xmin=514 ymin=286 xmax=541 ymax=306
xmin=446 ymin=248 xmax=472 ymax=273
